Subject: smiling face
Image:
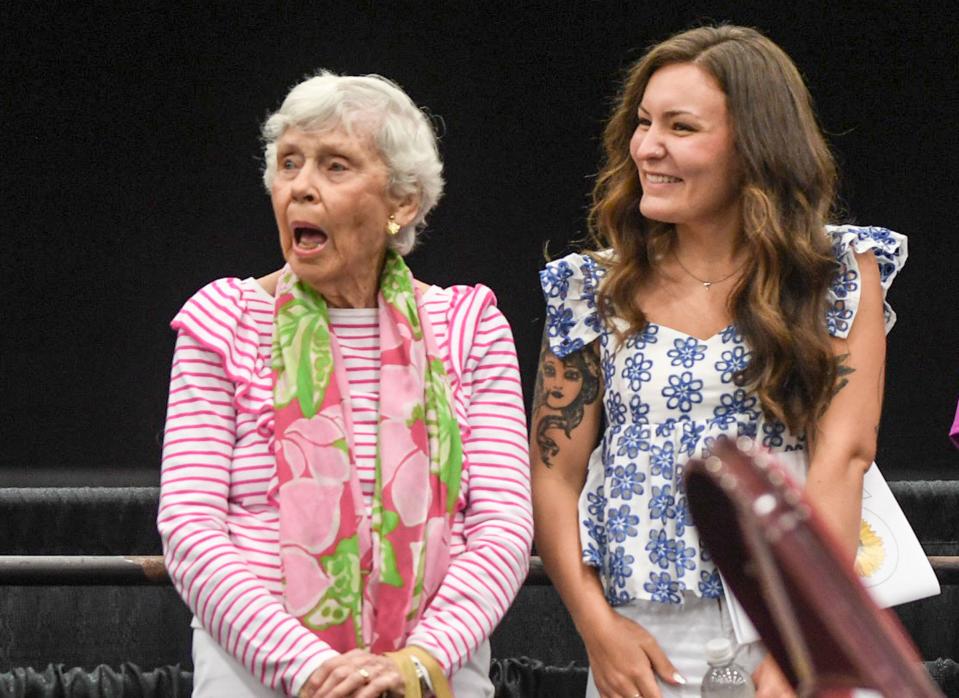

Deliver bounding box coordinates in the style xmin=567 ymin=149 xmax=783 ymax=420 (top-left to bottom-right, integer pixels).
xmin=270 ymin=126 xmax=417 ymax=307
xmin=630 ymin=62 xmax=741 ymax=235
xmin=542 ymin=355 xmax=585 ymax=410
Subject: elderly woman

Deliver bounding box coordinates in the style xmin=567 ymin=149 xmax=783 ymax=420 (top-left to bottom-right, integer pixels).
xmin=159 ymin=72 xmax=532 ymax=698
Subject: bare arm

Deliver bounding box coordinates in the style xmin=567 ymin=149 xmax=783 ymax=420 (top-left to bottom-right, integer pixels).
xmin=531 ymin=330 xmax=683 ymax=697
xmin=531 ymin=331 xmax=605 ymax=628
xmin=754 ymin=253 xmax=886 ymax=698
xmin=806 ymin=252 xmax=886 ymax=562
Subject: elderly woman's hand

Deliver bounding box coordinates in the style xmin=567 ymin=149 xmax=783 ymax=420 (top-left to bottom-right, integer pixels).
xmin=299 ymin=649 xmax=406 ymax=698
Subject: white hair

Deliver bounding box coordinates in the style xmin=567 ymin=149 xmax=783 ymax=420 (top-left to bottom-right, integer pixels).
xmin=261 ymin=71 xmax=444 ymax=255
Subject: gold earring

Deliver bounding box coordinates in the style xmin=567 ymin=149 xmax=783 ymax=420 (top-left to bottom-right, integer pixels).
xmin=386 ymin=215 xmax=400 ymax=236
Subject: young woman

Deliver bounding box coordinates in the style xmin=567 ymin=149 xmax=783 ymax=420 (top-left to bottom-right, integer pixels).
xmin=531 ymin=25 xmax=906 ymax=698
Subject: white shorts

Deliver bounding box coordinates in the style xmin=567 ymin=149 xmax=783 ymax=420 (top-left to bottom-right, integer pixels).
xmin=191 ymin=625 xmax=494 ymax=697
xmin=585 ymin=593 xmax=764 ymax=698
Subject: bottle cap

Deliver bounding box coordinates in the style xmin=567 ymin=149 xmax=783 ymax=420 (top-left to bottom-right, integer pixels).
xmin=704 ymin=637 xmax=734 ymax=665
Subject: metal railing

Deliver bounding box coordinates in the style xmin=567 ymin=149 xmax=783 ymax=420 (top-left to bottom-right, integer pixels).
xmin=0 ymin=554 xmax=956 ymax=586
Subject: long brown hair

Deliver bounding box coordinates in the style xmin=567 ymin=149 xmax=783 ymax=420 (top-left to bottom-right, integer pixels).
xmin=588 ymin=25 xmax=838 ymax=435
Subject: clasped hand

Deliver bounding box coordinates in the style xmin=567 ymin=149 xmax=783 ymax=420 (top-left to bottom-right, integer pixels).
xmin=298 ymin=649 xmax=405 ymax=698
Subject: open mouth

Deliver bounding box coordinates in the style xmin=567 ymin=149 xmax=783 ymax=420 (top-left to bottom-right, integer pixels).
xmin=293 ymin=224 xmax=329 ymax=252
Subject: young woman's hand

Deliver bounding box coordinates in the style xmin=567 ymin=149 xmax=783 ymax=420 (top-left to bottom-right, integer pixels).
xmin=581 ymin=608 xmax=685 ymax=698
xmin=752 ymin=654 xmax=795 ymax=698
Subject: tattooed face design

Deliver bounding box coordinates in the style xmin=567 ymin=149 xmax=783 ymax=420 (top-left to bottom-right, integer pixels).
xmin=542 ymin=355 xmax=585 ymax=410
xmin=534 ymin=346 xmax=602 ymax=467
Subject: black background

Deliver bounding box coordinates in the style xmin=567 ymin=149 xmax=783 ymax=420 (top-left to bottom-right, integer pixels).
xmin=2 ymin=1 xmax=956 ymax=485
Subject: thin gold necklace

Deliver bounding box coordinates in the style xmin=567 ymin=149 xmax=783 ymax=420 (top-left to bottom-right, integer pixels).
xmin=672 ymin=249 xmax=746 ymax=290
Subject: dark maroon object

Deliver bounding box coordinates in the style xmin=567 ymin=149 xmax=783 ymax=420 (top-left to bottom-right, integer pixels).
xmin=685 ymin=436 xmax=943 ymax=697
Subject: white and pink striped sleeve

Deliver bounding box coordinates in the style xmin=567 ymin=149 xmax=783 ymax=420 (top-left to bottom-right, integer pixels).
xmin=405 ymin=287 xmax=533 ymax=673
xmin=158 ymin=279 xmax=337 ymax=696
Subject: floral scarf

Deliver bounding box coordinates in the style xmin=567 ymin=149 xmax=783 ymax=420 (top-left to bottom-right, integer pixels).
xmin=272 ymin=251 xmax=463 ymax=652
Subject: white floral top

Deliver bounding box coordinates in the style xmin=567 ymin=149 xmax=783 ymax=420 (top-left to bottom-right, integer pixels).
xmin=539 ymin=225 xmax=907 ymax=605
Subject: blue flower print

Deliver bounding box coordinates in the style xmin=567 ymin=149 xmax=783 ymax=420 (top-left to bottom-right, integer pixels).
xmin=674 ymin=497 xmax=693 ymax=537
xmin=626 ymin=323 xmax=659 ymax=350
xmin=586 ymin=487 xmax=607 ymax=520
xmin=762 ymin=420 xmax=786 ymax=448
xmin=616 ymin=424 xmax=650 ymax=459
xmin=878 ymin=260 xmax=897 ymax=285
xmin=712 ymin=388 xmax=760 ymax=427
xmin=720 ymin=325 xmax=742 ymax=345
xmin=738 ymin=421 xmax=757 ymax=439
xmin=645 ymin=529 xmax=677 ymax=569
xmin=698 ymin=570 xmax=723 ymax=598
xmin=644 ymin=571 xmax=685 ymax=603
xmin=583 ymin=517 xmax=607 ymax=549
xmin=601 ymin=353 xmax=615 ymax=385
xmin=680 ymin=421 xmax=705 ymax=456
xmin=601 ymin=433 xmax=618 ymax=475
xmin=542 ymin=261 xmax=573 ymax=300
xmin=662 ymin=371 xmax=704 ymax=413
xmin=667 ymin=337 xmax=707 ymax=368
xmin=649 ymin=484 xmax=677 ymax=524
xmin=855 ymin=226 xmax=896 ymax=247
xmin=583 ymin=540 xmax=603 ymax=568
xmin=583 ymin=516 xmax=606 ymax=569
xmin=610 ymin=463 xmax=646 ymax=500
xmin=673 ymin=539 xmax=697 ymax=577
xmin=714 ymin=345 xmax=750 ymax=384
xmin=700 ymin=435 xmax=717 ymax=458
xmin=606 ymin=391 xmax=627 ymax=426
xmin=579 ymin=258 xmax=600 ymax=308
xmin=622 ymin=353 xmax=653 ymax=391
xmin=585 ymin=311 xmax=603 ymax=334
xmin=826 ymin=301 xmax=854 ymax=335
xmin=605 ymin=588 xmax=633 ymax=606
xmin=674 ymin=459 xmax=685 ymax=484
xmin=662 ymin=420 xmax=685 ymax=440
xmin=556 ymin=336 xmax=584 ymax=356
xmin=607 ymin=504 xmax=640 ymax=543
xmin=650 ymin=442 xmax=675 ymax=480
xmin=831 ymin=266 xmax=859 ymax=300
xmin=546 ymin=303 xmax=575 ymax=339
xmin=629 ymin=394 xmax=650 ymax=424
xmin=608 ymin=545 xmax=635 ymax=590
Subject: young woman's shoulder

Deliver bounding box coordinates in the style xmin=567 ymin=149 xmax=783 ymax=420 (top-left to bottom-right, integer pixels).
xmin=539 ymin=251 xmax=610 ymax=357
xmin=824 ymin=225 xmax=907 ymax=338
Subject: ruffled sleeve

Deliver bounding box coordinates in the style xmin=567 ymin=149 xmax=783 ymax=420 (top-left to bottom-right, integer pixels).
xmin=170 ymin=278 xmax=273 ymax=426
xmin=539 ymin=252 xmax=605 ymax=357
xmin=825 ymin=225 xmax=907 ymax=338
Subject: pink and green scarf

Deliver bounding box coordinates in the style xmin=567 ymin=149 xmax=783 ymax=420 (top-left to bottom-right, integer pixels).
xmin=272 ymin=251 xmax=463 ymax=652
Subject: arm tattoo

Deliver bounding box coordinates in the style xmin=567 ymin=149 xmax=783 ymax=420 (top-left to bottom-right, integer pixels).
xmin=832 ymin=353 xmax=856 ymax=397
xmin=532 ymin=330 xmax=601 ymax=467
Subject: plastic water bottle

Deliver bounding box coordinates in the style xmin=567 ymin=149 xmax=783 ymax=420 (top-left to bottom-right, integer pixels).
xmin=701 ymin=638 xmax=755 ymax=697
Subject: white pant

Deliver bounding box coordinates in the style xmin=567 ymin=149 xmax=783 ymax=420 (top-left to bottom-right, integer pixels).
xmin=585 ymin=594 xmax=765 ymax=698
xmin=583 ymin=596 xmax=885 ymax=698
xmin=191 ymin=626 xmax=494 ymax=697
